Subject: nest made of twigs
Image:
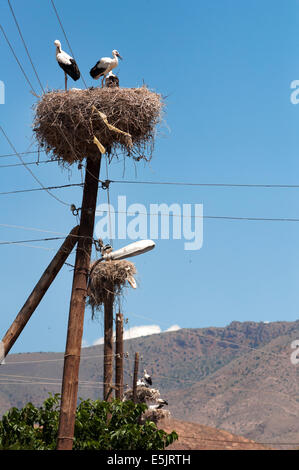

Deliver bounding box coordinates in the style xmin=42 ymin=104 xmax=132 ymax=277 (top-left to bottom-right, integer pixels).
xmin=33 ymin=86 xmax=164 ymax=165
xmin=87 ymin=259 xmax=136 ymax=315
xmin=123 ymin=386 xmax=161 ymax=404
xmin=140 ymin=409 xmax=170 ymax=425
xmin=123 ymin=387 xmax=169 ymax=424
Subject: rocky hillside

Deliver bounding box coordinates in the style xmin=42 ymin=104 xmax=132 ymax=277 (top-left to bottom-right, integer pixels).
xmin=0 ymin=320 xmax=298 ymax=448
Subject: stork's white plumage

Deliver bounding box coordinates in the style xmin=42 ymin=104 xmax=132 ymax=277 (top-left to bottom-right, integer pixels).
xmin=143 ymin=369 xmax=152 ymax=386
xmin=149 ymin=399 xmax=168 ymax=410
xmin=105 ymin=71 xmax=120 ymax=88
xmin=54 ymin=40 xmax=80 ymax=91
xmin=90 ymin=50 xmax=122 ymax=88
xmin=136 ymin=378 xmax=146 ymax=387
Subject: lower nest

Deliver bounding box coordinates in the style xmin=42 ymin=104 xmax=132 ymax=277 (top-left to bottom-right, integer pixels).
xmin=33 ymin=86 xmax=164 ymax=165
xmin=123 ymin=386 xmax=161 ymax=404
xmin=140 ymin=409 xmax=170 ymax=425
xmin=87 ymin=259 xmax=137 ymax=315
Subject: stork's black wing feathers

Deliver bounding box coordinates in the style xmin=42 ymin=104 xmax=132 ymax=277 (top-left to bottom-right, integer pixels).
xmin=58 ymin=59 xmax=80 ymax=81
xmin=90 ymin=62 xmax=107 ymax=79
xmin=145 ymin=376 xmax=152 ymax=386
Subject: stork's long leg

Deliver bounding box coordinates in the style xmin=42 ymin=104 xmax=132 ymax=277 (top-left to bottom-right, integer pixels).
xmin=101 ymin=76 xmax=104 ymax=88
xmin=64 ymin=72 xmax=68 ymax=92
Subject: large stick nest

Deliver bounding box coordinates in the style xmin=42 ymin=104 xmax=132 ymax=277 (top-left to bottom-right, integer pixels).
xmin=33 ymin=86 xmax=164 ymax=165
xmin=123 ymin=386 xmax=161 ymax=404
xmin=87 ymin=259 xmax=137 ymax=315
xmin=140 ymin=409 xmax=170 ymax=425
xmin=123 ymin=386 xmax=170 ymax=424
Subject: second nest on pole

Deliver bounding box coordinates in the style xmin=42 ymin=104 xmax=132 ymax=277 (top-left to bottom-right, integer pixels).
xmin=87 ymin=259 xmax=137 ymax=317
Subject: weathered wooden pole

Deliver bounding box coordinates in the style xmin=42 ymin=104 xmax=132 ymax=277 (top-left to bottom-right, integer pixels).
xmin=132 ymin=352 xmax=139 ymax=403
xmin=0 ymin=226 xmax=79 ymax=360
xmin=57 ymin=156 xmax=101 ymax=451
xmin=115 ymin=312 xmax=124 ymax=399
xmin=103 ymin=283 xmax=114 ymax=401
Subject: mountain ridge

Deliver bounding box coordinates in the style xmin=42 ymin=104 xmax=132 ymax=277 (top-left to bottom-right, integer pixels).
xmin=0 ymin=320 xmax=298 ymax=448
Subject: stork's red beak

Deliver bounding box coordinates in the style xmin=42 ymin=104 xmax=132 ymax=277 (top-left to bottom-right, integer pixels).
xmin=117 ymin=53 xmax=123 ymax=60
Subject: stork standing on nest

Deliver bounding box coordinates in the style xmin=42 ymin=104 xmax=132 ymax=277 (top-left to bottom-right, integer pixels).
xmin=90 ymin=50 xmax=122 ymax=88
xmin=143 ymin=369 xmax=152 ymax=386
xmin=149 ymin=399 xmax=168 ymax=410
xmin=54 ymin=40 xmax=80 ymax=91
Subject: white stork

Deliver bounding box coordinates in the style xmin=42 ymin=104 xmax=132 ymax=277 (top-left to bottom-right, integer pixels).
xmin=54 ymin=40 xmax=80 ymax=91
xmin=136 ymin=378 xmax=146 ymax=387
xmin=90 ymin=50 xmax=122 ymax=88
xmin=143 ymin=369 xmax=152 ymax=386
xmin=105 ymin=71 xmax=120 ymax=88
xmin=149 ymin=399 xmax=168 ymax=410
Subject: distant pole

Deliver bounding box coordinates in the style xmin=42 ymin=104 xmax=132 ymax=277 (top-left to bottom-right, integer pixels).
xmin=132 ymin=352 xmax=139 ymax=403
xmin=115 ymin=313 xmax=124 ymax=399
xmin=104 ymin=283 xmax=114 ymax=401
xmin=57 ymin=156 xmax=102 ymax=451
xmin=1 ymin=226 xmax=79 ymax=359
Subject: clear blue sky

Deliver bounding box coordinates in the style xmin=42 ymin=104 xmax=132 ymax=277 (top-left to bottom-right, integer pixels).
xmin=0 ymin=0 xmax=299 ymax=353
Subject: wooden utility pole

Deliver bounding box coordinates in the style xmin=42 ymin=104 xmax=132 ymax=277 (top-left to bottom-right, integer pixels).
xmin=1 ymin=226 xmax=79 ymax=360
xmin=103 ymin=283 xmax=114 ymax=401
xmin=132 ymin=352 xmax=139 ymax=403
xmin=57 ymin=156 xmax=101 ymax=451
xmin=115 ymin=312 xmax=124 ymax=399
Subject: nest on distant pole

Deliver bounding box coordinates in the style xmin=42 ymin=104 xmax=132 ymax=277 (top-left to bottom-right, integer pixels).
xmin=87 ymin=259 xmax=137 ymax=317
xmin=123 ymin=386 xmax=161 ymax=404
xmin=139 ymin=408 xmax=170 ymax=425
xmin=33 ymin=86 xmax=163 ymax=165
xmin=123 ymin=386 xmax=170 ymax=424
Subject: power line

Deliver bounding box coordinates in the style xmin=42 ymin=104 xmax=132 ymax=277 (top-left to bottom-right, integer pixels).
xmin=104 ymin=209 xmax=299 ymax=224
xmin=0 ymin=182 xmax=83 ymax=196
xmin=0 ymin=373 xmax=112 ymax=385
xmin=0 ymin=223 xmax=94 ymax=243
xmin=87 ymin=167 xmax=299 ymax=190
xmin=7 ymin=0 xmax=45 ymax=94
xmin=107 ymin=178 xmax=299 ymax=190
xmin=0 ymin=150 xmax=296 ymax=186
xmin=172 ymin=434 xmax=299 ymax=447
xmin=0 ymin=377 xmax=114 ymax=388
xmin=0 ymin=159 xmax=55 ymax=169
xmin=50 ymin=0 xmax=87 ymax=88
xmin=1 ymin=153 xmax=296 ymax=188
xmin=3 ymin=183 xmax=299 ymax=222
xmin=0 ymin=222 xmax=73 ymax=236
xmin=0 ymin=150 xmax=43 ymax=159
xmin=1 ymin=352 xmax=119 ymax=366
xmin=0 ymin=242 xmax=63 ymax=252
xmin=0 ymin=237 xmax=65 ymax=246
xmin=0 ymin=126 xmax=73 ymax=207
xmin=0 ymin=23 xmax=37 ymax=96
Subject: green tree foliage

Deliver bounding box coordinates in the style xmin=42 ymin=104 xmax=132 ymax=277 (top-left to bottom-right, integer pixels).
xmin=0 ymin=394 xmax=178 ymax=450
